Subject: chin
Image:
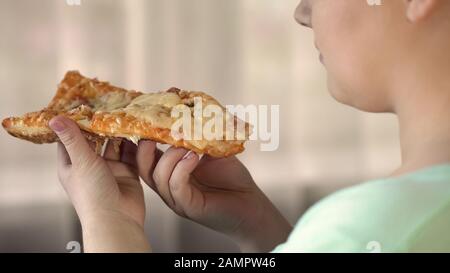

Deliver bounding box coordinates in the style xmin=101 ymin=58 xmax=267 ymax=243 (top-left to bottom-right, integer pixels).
xmin=327 ymin=77 xmax=353 ymax=106
xmin=326 ymin=78 xmax=391 ymax=113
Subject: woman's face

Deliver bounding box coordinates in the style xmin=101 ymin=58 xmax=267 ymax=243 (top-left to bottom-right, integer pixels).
xmin=295 ymin=0 xmax=408 ymax=113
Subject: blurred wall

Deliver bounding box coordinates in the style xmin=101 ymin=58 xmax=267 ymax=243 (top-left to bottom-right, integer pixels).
xmin=0 ymin=0 xmax=400 ymax=252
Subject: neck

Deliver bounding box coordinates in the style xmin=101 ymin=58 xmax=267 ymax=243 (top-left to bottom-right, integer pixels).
xmin=393 ymin=82 xmax=450 ymax=176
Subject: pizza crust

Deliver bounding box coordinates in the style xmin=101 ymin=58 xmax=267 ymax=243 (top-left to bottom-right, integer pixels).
xmin=2 ymin=71 xmax=251 ymax=157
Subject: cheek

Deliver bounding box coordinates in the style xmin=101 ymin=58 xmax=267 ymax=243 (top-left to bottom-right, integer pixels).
xmin=313 ymin=1 xmax=391 ymax=112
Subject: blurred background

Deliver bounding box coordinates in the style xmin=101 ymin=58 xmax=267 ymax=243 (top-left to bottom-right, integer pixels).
xmin=0 ymin=0 xmax=400 ymax=252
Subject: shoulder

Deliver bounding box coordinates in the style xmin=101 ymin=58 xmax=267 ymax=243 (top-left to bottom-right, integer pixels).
xmin=273 ymin=164 xmax=450 ymax=253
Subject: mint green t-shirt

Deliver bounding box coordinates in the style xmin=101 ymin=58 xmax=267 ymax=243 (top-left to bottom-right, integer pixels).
xmin=272 ymin=164 xmax=450 ymax=253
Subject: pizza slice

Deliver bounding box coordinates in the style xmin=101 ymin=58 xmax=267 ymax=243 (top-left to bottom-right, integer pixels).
xmin=2 ymin=71 xmax=251 ymax=157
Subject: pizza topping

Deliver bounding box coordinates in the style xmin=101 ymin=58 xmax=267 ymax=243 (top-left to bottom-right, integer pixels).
xmin=92 ymin=92 xmax=134 ymax=112
xmin=128 ymin=135 xmax=140 ymax=145
xmin=77 ymin=118 xmax=90 ymax=129
xmin=128 ymin=92 xmax=182 ymax=108
xmin=122 ymin=93 xmax=182 ymax=129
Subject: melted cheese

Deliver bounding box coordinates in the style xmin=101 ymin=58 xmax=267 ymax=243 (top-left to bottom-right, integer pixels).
xmin=93 ymin=92 xmax=134 ymax=112
xmin=128 ymin=92 xmax=182 ymax=108
xmin=123 ymin=93 xmax=182 ymax=128
xmin=79 ymin=91 xmax=243 ymax=149
xmin=128 ymin=135 xmax=140 ymax=145
xmin=77 ymin=118 xmax=91 ymax=128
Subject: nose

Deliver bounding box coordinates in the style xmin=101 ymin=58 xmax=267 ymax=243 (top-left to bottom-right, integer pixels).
xmin=295 ymin=0 xmax=312 ymax=28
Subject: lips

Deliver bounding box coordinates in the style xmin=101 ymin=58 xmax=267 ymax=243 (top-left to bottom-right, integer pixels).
xmin=315 ymin=42 xmax=323 ymax=63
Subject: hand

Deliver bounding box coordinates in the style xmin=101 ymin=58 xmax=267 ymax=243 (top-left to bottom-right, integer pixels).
xmin=136 ymin=142 xmax=292 ymax=252
xmin=49 ymin=116 xmax=150 ymax=252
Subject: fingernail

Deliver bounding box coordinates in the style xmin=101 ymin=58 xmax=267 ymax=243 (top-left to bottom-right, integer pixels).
xmin=182 ymin=151 xmax=196 ymax=160
xmin=49 ymin=119 xmax=66 ymax=133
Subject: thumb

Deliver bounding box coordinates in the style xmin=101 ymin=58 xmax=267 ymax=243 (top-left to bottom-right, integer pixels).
xmin=49 ymin=116 xmax=96 ymax=167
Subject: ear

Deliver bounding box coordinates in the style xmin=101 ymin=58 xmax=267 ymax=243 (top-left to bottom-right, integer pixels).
xmin=405 ymin=0 xmax=440 ymax=22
